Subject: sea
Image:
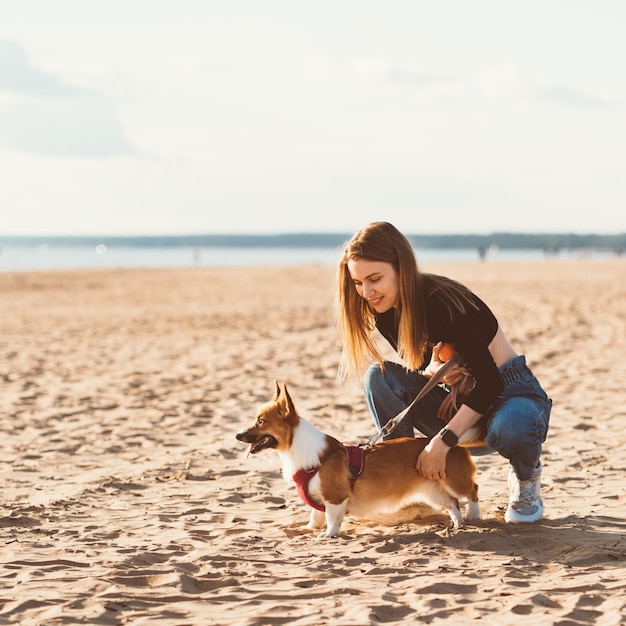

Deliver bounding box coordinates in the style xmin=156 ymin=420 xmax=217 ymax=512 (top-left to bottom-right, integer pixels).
xmin=0 ymin=243 xmax=616 ymax=273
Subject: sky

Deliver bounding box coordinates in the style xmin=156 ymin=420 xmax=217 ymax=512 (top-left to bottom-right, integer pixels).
xmin=1 ymin=1 xmax=625 ymax=236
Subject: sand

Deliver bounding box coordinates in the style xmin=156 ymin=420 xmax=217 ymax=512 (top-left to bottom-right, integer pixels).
xmin=1 ymin=259 xmax=625 ymax=625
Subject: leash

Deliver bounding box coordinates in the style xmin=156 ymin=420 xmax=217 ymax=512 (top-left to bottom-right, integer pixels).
xmin=364 ymin=354 xmax=461 ymax=447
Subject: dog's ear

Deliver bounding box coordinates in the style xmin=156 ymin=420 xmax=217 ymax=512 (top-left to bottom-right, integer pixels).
xmin=282 ymin=383 xmax=296 ymax=416
xmin=273 ymin=380 xmax=296 ymax=418
xmin=272 ymin=379 xmax=281 ymax=402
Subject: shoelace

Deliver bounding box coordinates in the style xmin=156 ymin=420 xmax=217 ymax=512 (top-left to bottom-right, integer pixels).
xmin=517 ymin=479 xmax=538 ymax=504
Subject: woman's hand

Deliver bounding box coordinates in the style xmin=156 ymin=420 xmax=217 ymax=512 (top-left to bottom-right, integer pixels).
xmin=424 ymin=341 xmax=465 ymax=385
xmin=423 ymin=341 xmax=446 ymax=378
xmin=416 ymin=436 xmax=450 ymax=480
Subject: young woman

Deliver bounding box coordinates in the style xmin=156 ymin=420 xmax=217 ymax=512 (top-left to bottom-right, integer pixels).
xmin=336 ymin=222 xmax=551 ymax=523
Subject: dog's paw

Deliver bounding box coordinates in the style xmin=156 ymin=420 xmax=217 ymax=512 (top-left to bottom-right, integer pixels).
xmin=303 ymin=520 xmax=326 ymax=530
xmin=281 ymin=525 xmax=313 ymax=537
xmin=317 ymin=527 xmax=341 ymax=539
xmin=446 ymin=506 xmax=464 ymax=529
xmin=306 ymin=510 xmax=326 ymax=530
xmin=465 ymin=501 xmax=481 ymax=521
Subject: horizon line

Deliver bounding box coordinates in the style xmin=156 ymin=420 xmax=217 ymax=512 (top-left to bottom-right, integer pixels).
xmin=2 ymin=230 xmax=625 ymax=239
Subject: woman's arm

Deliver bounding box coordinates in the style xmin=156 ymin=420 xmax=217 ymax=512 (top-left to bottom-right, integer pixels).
xmin=415 ymin=340 xmax=487 ymax=479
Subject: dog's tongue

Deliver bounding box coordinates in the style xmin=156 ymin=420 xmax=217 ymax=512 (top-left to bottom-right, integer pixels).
xmin=244 ymin=444 xmax=253 ymax=460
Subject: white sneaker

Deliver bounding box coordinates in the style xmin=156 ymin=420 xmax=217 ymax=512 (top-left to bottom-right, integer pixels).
xmin=505 ymin=466 xmax=543 ymax=524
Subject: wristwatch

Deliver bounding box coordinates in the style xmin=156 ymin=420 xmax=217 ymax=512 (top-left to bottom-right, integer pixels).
xmin=439 ymin=427 xmax=459 ymax=448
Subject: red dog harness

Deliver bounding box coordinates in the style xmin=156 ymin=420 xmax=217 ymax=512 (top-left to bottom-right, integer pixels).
xmin=292 ymin=443 xmax=365 ymax=512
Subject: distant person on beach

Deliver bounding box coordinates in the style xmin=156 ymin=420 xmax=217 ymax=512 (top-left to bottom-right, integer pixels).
xmin=336 ymin=222 xmax=552 ymax=523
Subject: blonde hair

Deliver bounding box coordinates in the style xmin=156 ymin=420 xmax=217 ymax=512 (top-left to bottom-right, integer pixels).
xmin=336 ymin=222 xmax=476 ymax=380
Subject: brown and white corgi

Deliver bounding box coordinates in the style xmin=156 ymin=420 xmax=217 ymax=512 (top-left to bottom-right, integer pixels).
xmin=236 ymin=381 xmax=480 ymax=537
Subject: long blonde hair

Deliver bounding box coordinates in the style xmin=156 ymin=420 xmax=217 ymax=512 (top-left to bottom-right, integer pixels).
xmin=336 ymin=222 xmax=476 ymax=380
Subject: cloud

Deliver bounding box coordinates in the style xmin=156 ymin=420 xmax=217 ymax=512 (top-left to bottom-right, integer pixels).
xmin=537 ymin=83 xmax=619 ymax=108
xmin=479 ymin=65 xmax=620 ymax=108
xmin=301 ymin=56 xmax=466 ymax=102
xmin=0 ymin=40 xmax=83 ymax=96
xmin=383 ymin=67 xmax=464 ymax=101
xmin=0 ymin=95 xmax=136 ymax=157
xmin=297 ymin=55 xmax=462 ymax=96
xmin=328 ymin=58 xmax=619 ymax=108
xmin=0 ymin=40 xmax=136 ymax=157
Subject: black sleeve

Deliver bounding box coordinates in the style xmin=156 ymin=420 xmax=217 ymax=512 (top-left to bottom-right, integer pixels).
xmin=429 ymin=294 xmax=503 ymax=414
xmin=451 ymin=318 xmax=504 ymax=414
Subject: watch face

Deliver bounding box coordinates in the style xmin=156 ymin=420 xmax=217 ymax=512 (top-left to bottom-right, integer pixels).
xmin=441 ymin=429 xmax=458 ymax=447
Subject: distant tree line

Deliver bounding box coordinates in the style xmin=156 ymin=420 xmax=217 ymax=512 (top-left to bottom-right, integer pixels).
xmin=1 ymin=232 xmax=625 ymax=251
xmin=405 ymin=233 xmax=626 ymax=251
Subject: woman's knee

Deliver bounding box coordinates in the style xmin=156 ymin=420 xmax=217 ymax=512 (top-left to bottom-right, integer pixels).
xmin=364 ymin=363 xmax=385 ymax=394
xmin=486 ymin=398 xmax=548 ymax=448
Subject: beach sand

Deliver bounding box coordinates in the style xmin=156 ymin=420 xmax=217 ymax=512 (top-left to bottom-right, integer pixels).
xmin=1 ymin=259 xmax=625 ymax=625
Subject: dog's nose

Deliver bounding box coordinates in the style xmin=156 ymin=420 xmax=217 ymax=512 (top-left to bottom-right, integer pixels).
xmin=235 ymin=431 xmax=245 ymax=441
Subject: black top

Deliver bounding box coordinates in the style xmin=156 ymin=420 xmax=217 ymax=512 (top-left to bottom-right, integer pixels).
xmin=375 ymin=289 xmax=503 ymax=414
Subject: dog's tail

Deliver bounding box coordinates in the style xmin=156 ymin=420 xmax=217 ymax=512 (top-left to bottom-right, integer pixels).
xmin=458 ymin=424 xmax=488 ymax=448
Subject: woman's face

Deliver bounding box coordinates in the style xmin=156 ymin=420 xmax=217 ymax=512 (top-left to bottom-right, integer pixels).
xmin=347 ymin=258 xmax=399 ymax=313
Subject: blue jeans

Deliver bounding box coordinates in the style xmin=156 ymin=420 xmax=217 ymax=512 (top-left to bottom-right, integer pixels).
xmin=364 ymin=355 xmax=551 ymax=480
